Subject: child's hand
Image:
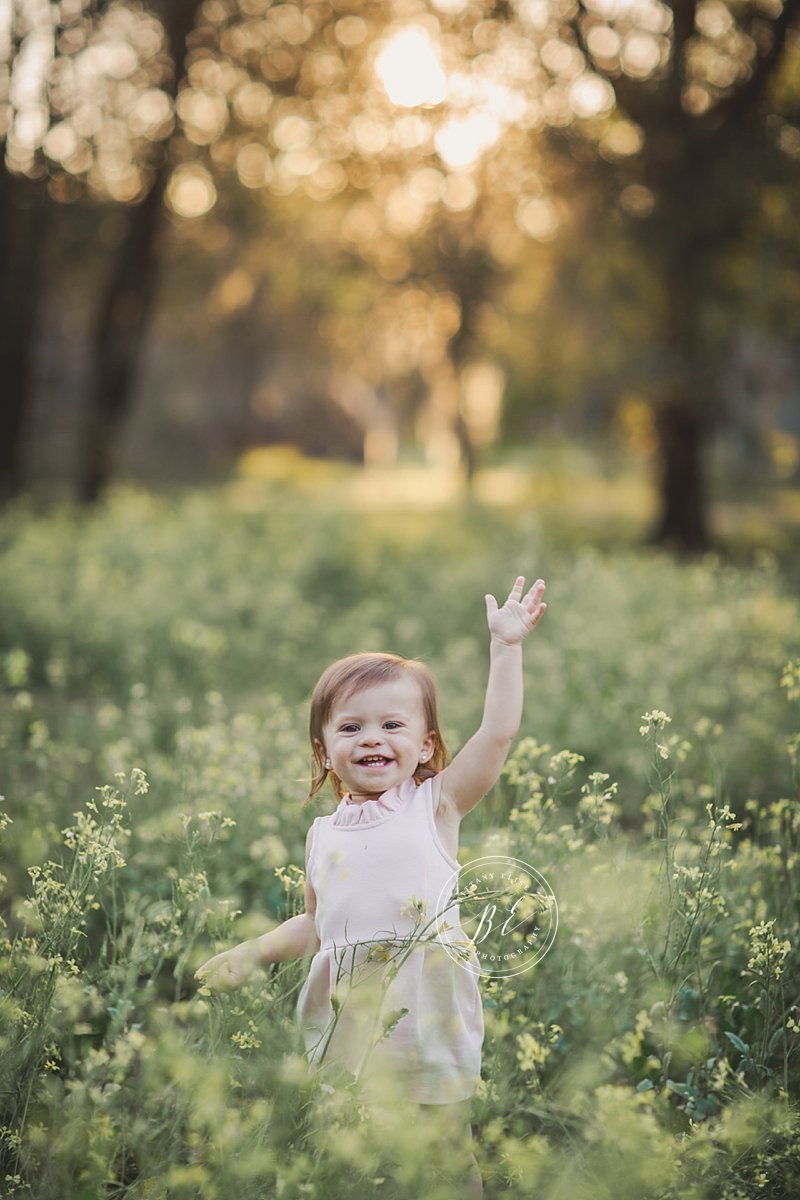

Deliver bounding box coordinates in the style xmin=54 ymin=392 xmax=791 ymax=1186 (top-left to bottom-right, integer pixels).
xmin=485 ymin=576 xmax=546 ymax=645
xmin=193 ymin=943 xmax=257 ymax=993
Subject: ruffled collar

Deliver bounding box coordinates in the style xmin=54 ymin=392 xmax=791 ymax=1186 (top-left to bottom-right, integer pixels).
xmin=330 ymin=777 xmax=416 ymax=828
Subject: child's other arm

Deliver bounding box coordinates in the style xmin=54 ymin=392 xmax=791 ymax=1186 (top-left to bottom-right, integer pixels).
xmin=436 ymin=575 xmax=546 ymax=819
xmin=194 ymin=826 xmax=321 ymax=992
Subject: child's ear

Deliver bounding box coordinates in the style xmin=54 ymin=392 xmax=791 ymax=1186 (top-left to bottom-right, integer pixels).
xmin=313 ymin=739 xmax=328 ymax=767
xmin=419 ymin=732 xmax=436 ymax=763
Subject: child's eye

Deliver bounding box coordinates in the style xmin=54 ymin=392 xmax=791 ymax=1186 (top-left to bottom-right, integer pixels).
xmin=340 ymin=723 xmax=360 ymax=733
xmin=384 ymin=721 xmax=402 ymax=730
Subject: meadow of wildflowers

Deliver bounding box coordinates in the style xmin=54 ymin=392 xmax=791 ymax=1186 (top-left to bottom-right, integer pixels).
xmin=1 ymin=481 xmax=799 ymax=1198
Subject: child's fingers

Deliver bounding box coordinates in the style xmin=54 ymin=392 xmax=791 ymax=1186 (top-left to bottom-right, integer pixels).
xmin=524 ymin=579 xmax=546 ymax=606
xmin=194 ymin=956 xmax=224 ymax=984
xmin=508 ymin=575 xmax=525 ymax=601
xmin=485 ymin=594 xmax=499 ymax=617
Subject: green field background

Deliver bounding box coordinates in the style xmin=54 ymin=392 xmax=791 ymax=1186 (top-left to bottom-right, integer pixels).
xmin=2 ymin=472 xmax=800 ymax=1199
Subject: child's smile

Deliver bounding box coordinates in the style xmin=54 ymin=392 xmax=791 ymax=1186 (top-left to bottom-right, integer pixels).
xmin=320 ymin=676 xmax=435 ymax=802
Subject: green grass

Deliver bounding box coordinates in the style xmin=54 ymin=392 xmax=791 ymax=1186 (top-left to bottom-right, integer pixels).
xmin=1 ymin=469 xmax=799 ymax=1198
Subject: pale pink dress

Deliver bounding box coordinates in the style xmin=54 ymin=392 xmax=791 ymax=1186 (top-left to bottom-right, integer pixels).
xmin=295 ymin=775 xmax=484 ymax=1104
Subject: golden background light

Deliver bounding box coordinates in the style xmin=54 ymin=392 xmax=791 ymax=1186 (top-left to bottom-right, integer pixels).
xmin=375 ymin=27 xmax=447 ymax=109
xmin=166 ymin=164 xmax=217 ymax=218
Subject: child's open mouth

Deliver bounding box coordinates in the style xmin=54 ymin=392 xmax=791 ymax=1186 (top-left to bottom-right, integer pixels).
xmin=357 ymin=756 xmax=393 ymax=768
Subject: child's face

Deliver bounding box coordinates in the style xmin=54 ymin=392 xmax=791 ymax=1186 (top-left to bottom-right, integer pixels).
xmin=319 ymin=676 xmax=436 ymax=801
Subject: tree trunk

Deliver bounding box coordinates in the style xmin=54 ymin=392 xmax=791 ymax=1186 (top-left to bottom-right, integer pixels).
xmin=647 ymin=222 xmax=713 ymax=553
xmin=78 ymin=178 xmax=168 ymax=503
xmin=0 ymin=171 xmax=48 ymax=500
xmin=650 ymin=395 xmax=711 ymax=553
xmin=78 ymin=0 xmax=202 ymax=504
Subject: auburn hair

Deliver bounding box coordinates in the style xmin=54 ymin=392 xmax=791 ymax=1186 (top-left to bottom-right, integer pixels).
xmin=305 ymin=652 xmax=448 ymax=805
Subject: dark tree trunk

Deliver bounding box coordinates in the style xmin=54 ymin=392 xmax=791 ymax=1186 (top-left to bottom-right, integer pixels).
xmin=79 ymin=177 xmax=168 ymax=503
xmin=78 ymin=0 xmax=202 ymax=504
xmin=650 ymin=396 xmax=710 ymax=553
xmin=646 ymin=188 xmax=714 ymax=553
xmin=455 ymin=410 xmax=477 ymax=486
xmin=649 ymin=279 xmax=714 ymax=552
xmin=0 ymin=170 xmax=48 ymax=500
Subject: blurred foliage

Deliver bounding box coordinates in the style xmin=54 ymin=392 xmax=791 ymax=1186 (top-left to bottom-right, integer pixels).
xmin=1 ymin=475 xmax=800 ymax=1195
xmin=2 ymin=0 xmax=800 ymax=525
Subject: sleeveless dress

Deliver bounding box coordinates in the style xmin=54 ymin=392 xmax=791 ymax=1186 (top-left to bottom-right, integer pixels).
xmin=295 ymin=775 xmax=484 ymax=1105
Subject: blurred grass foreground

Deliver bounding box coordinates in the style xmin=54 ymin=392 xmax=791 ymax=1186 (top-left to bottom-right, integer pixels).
xmin=1 ymin=470 xmax=800 ymax=1199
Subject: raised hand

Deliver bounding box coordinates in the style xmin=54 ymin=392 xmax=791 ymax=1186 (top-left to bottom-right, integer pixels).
xmin=485 ymin=576 xmax=546 ymax=646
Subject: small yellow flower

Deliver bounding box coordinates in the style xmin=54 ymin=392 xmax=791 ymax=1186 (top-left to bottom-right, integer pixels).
xmin=639 ymin=710 xmax=672 ymax=736
xmin=781 ymin=660 xmax=800 ymax=701
xmin=516 ymin=1029 xmax=550 ymax=1073
xmin=400 ymin=894 xmax=428 ymax=921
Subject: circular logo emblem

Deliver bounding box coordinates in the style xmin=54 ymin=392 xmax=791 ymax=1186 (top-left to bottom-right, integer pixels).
xmin=434 ymin=855 xmax=557 ymax=979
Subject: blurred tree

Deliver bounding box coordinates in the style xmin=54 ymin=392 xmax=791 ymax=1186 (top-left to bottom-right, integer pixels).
xmin=4 ymin=0 xmax=799 ymax=534
xmin=128 ymin=0 xmax=535 ymax=477
xmin=0 ymin=0 xmax=183 ymax=499
xmin=193 ymin=0 xmax=800 ymax=532
xmin=532 ymin=0 xmax=800 ymax=549
xmin=79 ymin=0 xmax=203 ymax=503
xmin=0 ymin=0 xmax=107 ymax=498
xmin=0 ymin=165 xmax=46 ymax=499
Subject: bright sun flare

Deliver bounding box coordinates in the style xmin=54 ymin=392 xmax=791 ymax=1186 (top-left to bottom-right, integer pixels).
xmin=375 ymin=28 xmax=447 ymax=109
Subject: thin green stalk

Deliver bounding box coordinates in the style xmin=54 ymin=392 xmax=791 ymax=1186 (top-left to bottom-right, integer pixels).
xmin=313 ymin=882 xmax=501 ymax=1078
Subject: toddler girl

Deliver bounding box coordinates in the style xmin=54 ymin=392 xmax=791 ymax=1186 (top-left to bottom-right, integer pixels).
xmin=195 ymin=574 xmax=546 ymax=1197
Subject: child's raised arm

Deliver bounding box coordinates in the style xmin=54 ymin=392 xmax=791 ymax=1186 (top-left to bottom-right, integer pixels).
xmin=435 ymin=574 xmax=546 ymax=819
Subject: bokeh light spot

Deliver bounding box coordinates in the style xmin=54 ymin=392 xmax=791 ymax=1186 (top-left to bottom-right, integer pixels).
xmin=273 ymin=113 xmax=314 ymax=150
xmin=587 ymin=26 xmax=621 ymax=59
xmin=335 ymin=16 xmax=368 ymax=47
xmin=442 ymin=172 xmax=477 ymax=211
xmin=306 ymin=160 xmax=348 ymax=201
xmin=270 ymin=4 xmax=313 ymax=46
xmin=167 ymin=165 xmax=217 ymax=217
xmin=128 ymin=89 xmax=174 ymax=140
xmin=349 ymin=114 xmax=390 ymax=155
xmin=408 ymin=167 xmax=445 ymax=205
xmin=682 ymin=84 xmax=712 ymax=114
xmin=376 ymin=28 xmax=447 ymax=108
xmin=619 ymin=184 xmax=655 ymax=217
xmin=391 ymin=114 xmax=428 ymax=151
xmin=696 ymin=0 xmax=734 ymax=39
xmin=385 ymin=186 xmax=427 ymax=236
xmin=233 ymin=82 xmax=273 ymax=126
xmin=516 ymin=196 xmax=560 ymax=241
xmin=569 ymin=73 xmax=615 ymax=118
xmin=236 ymin=142 xmax=273 ymax=188
xmin=435 ymin=113 xmax=500 ymax=168
xmin=600 ymin=120 xmax=645 ymax=159
xmin=176 ymin=88 xmax=229 ymax=145
xmin=43 ymin=121 xmax=78 ymax=163
xmin=621 ymin=34 xmax=662 ymax=78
